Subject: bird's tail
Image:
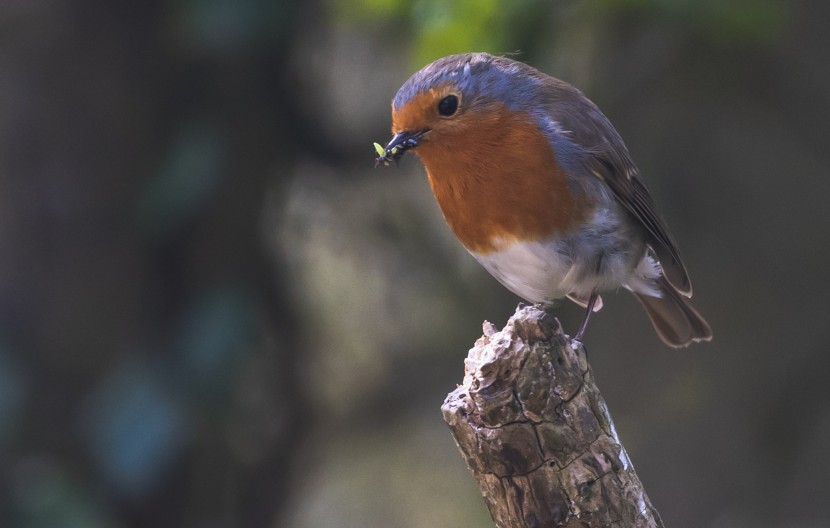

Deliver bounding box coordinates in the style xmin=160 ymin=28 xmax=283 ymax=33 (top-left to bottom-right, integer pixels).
xmin=632 ymin=276 xmax=713 ymax=348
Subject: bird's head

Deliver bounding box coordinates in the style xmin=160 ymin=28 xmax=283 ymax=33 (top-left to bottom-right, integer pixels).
xmin=377 ymin=53 xmax=545 ymax=165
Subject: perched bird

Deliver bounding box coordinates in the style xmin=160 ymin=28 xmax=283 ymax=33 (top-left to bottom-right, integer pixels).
xmin=377 ymin=53 xmax=712 ymax=347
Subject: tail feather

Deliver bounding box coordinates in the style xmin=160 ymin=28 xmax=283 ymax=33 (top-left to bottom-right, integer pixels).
xmin=633 ymin=276 xmax=712 ymax=348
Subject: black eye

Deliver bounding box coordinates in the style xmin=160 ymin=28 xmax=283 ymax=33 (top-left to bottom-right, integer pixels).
xmin=437 ymin=95 xmax=459 ymax=116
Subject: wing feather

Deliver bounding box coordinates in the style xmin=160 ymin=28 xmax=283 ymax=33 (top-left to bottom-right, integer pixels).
xmin=543 ymin=82 xmax=692 ymax=295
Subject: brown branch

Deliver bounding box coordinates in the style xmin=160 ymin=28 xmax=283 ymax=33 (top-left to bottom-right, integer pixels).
xmin=442 ymin=305 xmax=665 ymax=528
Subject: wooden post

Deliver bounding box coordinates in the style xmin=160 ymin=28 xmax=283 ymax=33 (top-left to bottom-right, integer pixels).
xmin=442 ymin=305 xmax=664 ymax=528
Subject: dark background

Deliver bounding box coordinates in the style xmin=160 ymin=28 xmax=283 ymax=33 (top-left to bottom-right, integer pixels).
xmin=2 ymin=1 xmax=829 ymax=527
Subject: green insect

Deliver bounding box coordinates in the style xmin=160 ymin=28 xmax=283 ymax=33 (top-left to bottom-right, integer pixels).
xmin=373 ymin=142 xmax=399 ymax=167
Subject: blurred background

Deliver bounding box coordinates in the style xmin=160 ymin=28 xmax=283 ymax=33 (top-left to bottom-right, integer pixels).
xmin=2 ymin=0 xmax=829 ymax=527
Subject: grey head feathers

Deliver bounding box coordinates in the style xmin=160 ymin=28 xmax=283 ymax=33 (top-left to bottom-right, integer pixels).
xmin=392 ymin=53 xmax=554 ymax=113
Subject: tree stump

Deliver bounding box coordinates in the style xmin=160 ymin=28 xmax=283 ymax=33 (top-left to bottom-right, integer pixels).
xmin=442 ymin=304 xmax=664 ymax=528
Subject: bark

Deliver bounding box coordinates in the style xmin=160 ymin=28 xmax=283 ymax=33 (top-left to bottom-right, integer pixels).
xmin=442 ymin=305 xmax=664 ymax=528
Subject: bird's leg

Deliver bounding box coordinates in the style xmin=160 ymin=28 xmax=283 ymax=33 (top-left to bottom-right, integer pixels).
xmin=574 ymin=291 xmax=599 ymax=342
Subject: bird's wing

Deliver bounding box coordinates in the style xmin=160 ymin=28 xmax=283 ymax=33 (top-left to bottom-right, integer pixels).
xmin=547 ymin=87 xmax=692 ymax=296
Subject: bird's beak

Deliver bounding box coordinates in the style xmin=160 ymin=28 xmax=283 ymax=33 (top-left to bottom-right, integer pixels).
xmin=376 ymin=129 xmax=427 ymax=166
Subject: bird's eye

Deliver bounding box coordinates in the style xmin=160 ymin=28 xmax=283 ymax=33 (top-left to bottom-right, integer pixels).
xmin=437 ymin=95 xmax=459 ymax=117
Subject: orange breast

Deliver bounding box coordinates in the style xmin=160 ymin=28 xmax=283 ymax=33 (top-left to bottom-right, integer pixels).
xmin=416 ymin=105 xmax=591 ymax=254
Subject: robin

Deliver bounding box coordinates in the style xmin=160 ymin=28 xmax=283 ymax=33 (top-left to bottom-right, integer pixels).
xmin=376 ymin=53 xmax=712 ymax=347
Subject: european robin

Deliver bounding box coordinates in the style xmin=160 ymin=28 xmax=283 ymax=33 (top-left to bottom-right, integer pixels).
xmin=377 ymin=53 xmax=712 ymax=347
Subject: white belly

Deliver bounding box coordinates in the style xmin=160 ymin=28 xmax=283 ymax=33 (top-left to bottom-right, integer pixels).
xmin=472 ymin=208 xmax=662 ymax=303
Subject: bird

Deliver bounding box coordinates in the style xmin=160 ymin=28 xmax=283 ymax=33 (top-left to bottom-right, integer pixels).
xmin=376 ymin=52 xmax=712 ymax=347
